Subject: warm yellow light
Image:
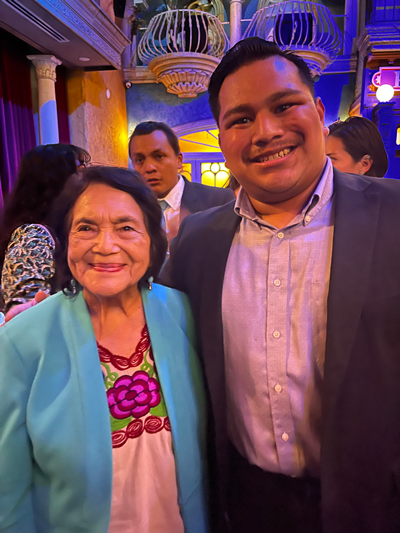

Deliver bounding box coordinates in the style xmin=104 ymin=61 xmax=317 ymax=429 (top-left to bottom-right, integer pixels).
xmin=376 ymin=84 xmax=394 ymax=102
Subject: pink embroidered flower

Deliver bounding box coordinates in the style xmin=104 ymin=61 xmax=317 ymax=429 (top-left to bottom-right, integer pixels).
xmin=107 ymin=370 xmax=161 ymax=419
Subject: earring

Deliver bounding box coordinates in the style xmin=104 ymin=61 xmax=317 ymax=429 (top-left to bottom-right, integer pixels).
xmin=148 ymin=276 xmax=154 ymax=290
xmin=71 ymin=278 xmax=77 ymax=295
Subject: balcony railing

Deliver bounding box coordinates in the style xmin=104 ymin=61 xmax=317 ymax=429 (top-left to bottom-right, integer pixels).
xmin=243 ymin=1 xmax=343 ymax=76
xmin=137 ymin=9 xmax=229 ymax=98
xmin=138 ymin=9 xmax=229 ymax=64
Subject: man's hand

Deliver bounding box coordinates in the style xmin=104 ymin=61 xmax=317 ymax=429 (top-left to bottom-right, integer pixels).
xmin=4 ymin=291 xmax=49 ymax=323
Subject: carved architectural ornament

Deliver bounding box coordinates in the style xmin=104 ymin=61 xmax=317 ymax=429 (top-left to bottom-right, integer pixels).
xmin=149 ymin=53 xmax=220 ymax=98
xmin=27 ymin=55 xmax=62 ymax=81
xmin=294 ymin=50 xmax=330 ymax=78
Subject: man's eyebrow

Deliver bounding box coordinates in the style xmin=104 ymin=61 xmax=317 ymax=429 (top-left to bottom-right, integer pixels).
xmin=221 ymin=104 xmax=253 ymax=123
xmin=268 ymin=89 xmax=303 ymax=102
xmin=221 ymin=89 xmax=304 ymax=123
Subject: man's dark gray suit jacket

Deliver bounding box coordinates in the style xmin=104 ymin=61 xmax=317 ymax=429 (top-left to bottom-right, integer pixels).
xmin=180 ymin=176 xmax=235 ymax=218
xmin=162 ymin=169 xmax=400 ymax=533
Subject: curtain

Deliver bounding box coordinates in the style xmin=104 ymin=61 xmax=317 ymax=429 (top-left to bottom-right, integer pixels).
xmin=0 ymin=30 xmax=36 ymax=208
xmin=55 ymin=65 xmax=71 ymax=145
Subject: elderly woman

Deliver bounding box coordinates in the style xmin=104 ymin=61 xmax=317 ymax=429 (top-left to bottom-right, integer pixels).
xmin=0 ymin=167 xmax=208 ymax=533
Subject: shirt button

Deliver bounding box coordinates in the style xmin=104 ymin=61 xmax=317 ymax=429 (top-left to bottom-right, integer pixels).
xmin=305 ymin=215 xmax=311 ymax=223
xmin=273 ymin=279 xmax=281 ymax=287
xmin=272 ymin=331 xmax=281 ymax=339
xmin=277 ymin=232 xmax=284 ymax=239
xmin=282 ymin=432 xmax=289 ymax=442
xmin=274 ymin=383 xmax=282 ymax=393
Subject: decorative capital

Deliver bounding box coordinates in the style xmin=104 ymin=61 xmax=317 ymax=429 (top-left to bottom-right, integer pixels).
xmin=356 ymin=29 xmax=371 ymax=56
xmin=27 ymin=55 xmax=62 ymax=82
xmin=149 ymin=53 xmax=220 ymax=98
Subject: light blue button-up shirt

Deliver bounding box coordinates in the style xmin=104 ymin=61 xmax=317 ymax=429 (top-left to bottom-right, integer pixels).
xmin=222 ymin=159 xmax=335 ymax=477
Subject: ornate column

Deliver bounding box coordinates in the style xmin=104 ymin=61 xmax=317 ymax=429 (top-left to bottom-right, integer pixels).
xmin=27 ymin=55 xmax=62 ymax=145
xmin=230 ymin=0 xmax=243 ymax=45
xmin=355 ymin=31 xmax=370 ymax=100
xmin=344 ymin=0 xmax=359 ymax=56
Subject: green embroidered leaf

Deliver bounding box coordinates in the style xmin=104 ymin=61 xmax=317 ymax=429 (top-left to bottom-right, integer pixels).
xmin=110 ymin=415 xmax=132 ymax=432
xmin=140 ymin=348 xmax=154 ymax=378
xmin=101 ymin=362 xmax=118 ymax=390
xmin=150 ymin=396 xmax=168 ymax=417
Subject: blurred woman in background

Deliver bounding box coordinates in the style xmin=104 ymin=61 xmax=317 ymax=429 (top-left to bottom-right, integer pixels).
xmin=326 ymin=117 xmax=388 ymax=177
xmin=0 ymin=143 xmax=90 ymax=312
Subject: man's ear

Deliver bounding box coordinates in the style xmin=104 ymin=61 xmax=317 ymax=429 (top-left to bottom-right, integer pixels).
xmin=177 ymin=152 xmax=183 ymax=171
xmin=315 ymin=97 xmax=328 ymax=137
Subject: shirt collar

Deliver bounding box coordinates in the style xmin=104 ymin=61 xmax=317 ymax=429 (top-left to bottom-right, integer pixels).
xmin=159 ymin=175 xmax=185 ymax=211
xmin=234 ymin=157 xmax=334 ymax=228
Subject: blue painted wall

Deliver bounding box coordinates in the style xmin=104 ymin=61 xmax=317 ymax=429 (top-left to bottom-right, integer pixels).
xmin=315 ymin=72 xmax=356 ymax=126
xmin=126 ymin=70 xmax=356 ymax=135
xmin=126 ymin=84 xmax=213 ymax=135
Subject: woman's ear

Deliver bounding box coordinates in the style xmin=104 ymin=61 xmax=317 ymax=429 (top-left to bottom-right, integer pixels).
xmin=358 ymin=155 xmax=373 ymax=175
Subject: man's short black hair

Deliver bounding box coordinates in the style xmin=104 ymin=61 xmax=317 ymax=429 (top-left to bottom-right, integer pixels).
xmin=208 ymin=37 xmax=315 ymax=125
xmin=129 ymin=121 xmax=181 ymax=156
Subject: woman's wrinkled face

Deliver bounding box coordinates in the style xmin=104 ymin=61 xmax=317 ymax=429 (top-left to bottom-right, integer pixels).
xmin=68 ymin=183 xmax=151 ymax=299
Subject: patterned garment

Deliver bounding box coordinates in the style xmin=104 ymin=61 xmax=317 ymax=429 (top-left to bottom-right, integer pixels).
xmin=99 ymin=325 xmax=184 ymax=533
xmin=1 ymin=224 xmax=56 ymax=313
xmin=98 ymin=325 xmax=171 ymax=448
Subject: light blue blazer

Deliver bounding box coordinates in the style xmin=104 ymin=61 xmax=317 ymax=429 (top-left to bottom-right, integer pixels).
xmin=0 ymin=284 xmax=208 ymax=533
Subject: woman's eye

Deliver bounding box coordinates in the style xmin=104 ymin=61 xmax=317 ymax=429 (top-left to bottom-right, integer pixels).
xmin=119 ymin=226 xmax=134 ymax=232
xmin=77 ymin=225 xmax=93 ymax=232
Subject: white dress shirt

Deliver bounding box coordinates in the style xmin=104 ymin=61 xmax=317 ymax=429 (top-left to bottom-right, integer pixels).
xmin=159 ymin=176 xmax=185 ymax=247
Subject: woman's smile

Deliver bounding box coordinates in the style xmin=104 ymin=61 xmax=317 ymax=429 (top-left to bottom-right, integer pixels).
xmin=90 ymin=263 xmax=126 ymax=272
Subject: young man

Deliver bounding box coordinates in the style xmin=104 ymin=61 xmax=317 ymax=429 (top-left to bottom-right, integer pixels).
xmin=163 ymin=38 xmax=400 ymax=533
xmin=129 ymin=121 xmax=234 ymax=245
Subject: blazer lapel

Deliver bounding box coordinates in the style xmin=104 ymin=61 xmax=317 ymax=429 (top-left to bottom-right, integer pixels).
xmin=195 ymin=206 xmax=240 ymax=503
xmin=323 ymin=171 xmax=381 ymax=425
xmin=61 ymin=292 xmax=113 ymax=528
xmin=142 ymin=284 xmax=207 ymax=526
xmin=181 ymin=178 xmax=200 ymax=217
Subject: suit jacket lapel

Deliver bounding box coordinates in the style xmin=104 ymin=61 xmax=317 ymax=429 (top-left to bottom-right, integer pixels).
xmin=323 ymin=171 xmax=381 ymax=425
xmin=181 ymin=178 xmax=200 ymax=217
xmin=61 ymin=292 xmax=113 ymax=526
xmin=142 ymin=284 xmax=207 ymax=523
xmin=196 ymin=206 xmax=240 ymax=493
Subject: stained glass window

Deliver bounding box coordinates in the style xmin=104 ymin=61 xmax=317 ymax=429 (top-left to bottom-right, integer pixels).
xmin=201 ymin=162 xmax=229 ymax=187
xmin=181 ymin=163 xmax=192 ymax=181
xmin=177 ymin=127 xmax=227 ymax=186
xmin=178 ymin=129 xmax=221 ymax=153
